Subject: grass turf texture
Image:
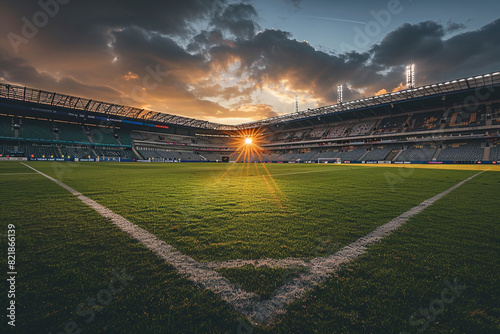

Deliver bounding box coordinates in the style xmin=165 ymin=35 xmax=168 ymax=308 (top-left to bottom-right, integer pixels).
xmin=0 ymin=161 xmax=498 ymax=333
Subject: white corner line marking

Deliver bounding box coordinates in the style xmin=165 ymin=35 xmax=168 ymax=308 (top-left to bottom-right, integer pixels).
xmin=20 ymin=162 xmax=486 ymax=325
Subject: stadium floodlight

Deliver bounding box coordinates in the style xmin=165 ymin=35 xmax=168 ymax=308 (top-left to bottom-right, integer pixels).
xmin=245 ymin=137 xmax=253 ymax=145
xmin=337 ymin=84 xmax=343 ymax=104
xmin=406 ymin=64 xmax=415 ymax=89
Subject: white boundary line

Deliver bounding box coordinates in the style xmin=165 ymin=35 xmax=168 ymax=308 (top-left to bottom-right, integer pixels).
xmin=20 ymin=162 xmax=486 ymax=325
xmin=206 ymin=257 xmax=310 ymax=269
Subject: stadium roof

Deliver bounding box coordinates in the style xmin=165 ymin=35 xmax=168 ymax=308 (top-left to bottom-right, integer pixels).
xmin=238 ymin=71 xmax=500 ymax=129
xmin=1 ymin=71 xmax=499 ymax=131
xmin=0 ymin=83 xmax=237 ymax=131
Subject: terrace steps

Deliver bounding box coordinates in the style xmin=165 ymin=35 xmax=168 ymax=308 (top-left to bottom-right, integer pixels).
xmin=386 ymin=149 xmax=401 ymax=161
xmin=483 ymin=146 xmax=491 ymax=160
xmin=432 ymin=147 xmax=442 ymax=160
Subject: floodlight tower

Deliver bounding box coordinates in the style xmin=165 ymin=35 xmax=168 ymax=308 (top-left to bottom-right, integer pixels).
xmin=337 ymin=84 xmax=343 ymax=104
xmin=295 ymin=95 xmax=299 ymax=113
xmin=406 ymin=64 xmax=415 ymax=89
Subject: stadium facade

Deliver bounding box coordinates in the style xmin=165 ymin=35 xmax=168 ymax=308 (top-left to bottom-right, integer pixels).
xmin=1 ymin=71 xmax=499 ymax=164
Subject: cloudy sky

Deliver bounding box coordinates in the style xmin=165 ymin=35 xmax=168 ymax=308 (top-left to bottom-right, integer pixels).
xmin=1 ymin=0 xmax=499 ymax=124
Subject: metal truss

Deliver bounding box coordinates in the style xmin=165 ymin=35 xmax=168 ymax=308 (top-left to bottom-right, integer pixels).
xmin=0 ymin=83 xmax=236 ymax=131
xmin=1 ymin=71 xmax=499 ymax=131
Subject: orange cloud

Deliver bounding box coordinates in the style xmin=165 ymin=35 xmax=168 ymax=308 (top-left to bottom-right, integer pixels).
xmin=124 ymin=72 xmax=139 ymax=80
xmin=392 ymin=82 xmax=406 ymax=92
xmin=375 ymin=89 xmax=388 ymax=96
xmin=375 ymin=82 xmax=406 ymax=96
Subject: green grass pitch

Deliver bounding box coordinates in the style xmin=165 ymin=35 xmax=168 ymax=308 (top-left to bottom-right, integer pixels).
xmin=0 ymin=161 xmax=499 ymax=333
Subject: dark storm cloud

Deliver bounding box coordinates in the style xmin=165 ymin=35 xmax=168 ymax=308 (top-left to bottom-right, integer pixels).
xmin=370 ymin=21 xmax=446 ymax=67
xmin=210 ymin=3 xmax=259 ymax=39
xmin=209 ymin=29 xmax=379 ymax=103
xmin=1 ymin=0 xmax=231 ymax=59
xmin=208 ymin=17 xmax=500 ymax=105
xmin=0 ymin=0 xmax=499 ymax=123
xmin=186 ymin=30 xmax=227 ymax=52
xmin=0 ymin=48 xmax=120 ymax=100
xmin=4 ymin=0 xmax=227 ymax=37
xmin=370 ymin=19 xmax=500 ymax=83
xmin=111 ymin=27 xmax=206 ymax=68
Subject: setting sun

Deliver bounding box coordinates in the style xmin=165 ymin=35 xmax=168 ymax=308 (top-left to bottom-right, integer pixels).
xmin=245 ymin=137 xmax=253 ymax=145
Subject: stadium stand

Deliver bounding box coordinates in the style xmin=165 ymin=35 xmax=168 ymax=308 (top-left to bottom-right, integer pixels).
xmin=489 ymin=143 xmax=500 ymax=161
xmin=197 ymin=152 xmax=224 ymax=162
xmin=57 ymin=122 xmax=92 ymax=143
xmin=324 ymin=124 xmax=349 ymax=138
xmin=407 ymin=110 xmax=443 ymax=132
xmin=397 ymin=145 xmax=437 ymax=162
xmin=0 ymin=116 xmax=15 ymax=138
xmin=93 ymin=148 xmax=136 ymax=159
xmin=362 ymin=146 xmax=392 ymax=161
xmin=339 ymin=147 xmax=367 ymax=161
xmin=1 ymin=71 xmax=499 ymax=163
xmin=18 ymin=118 xmax=56 ymax=141
xmin=60 ymin=146 xmax=95 ymax=159
xmin=89 ymin=127 xmax=121 ymax=145
xmin=0 ymin=144 xmax=16 ymax=156
xmin=376 ymin=115 xmax=408 ymax=134
xmin=115 ymin=129 xmax=133 ymax=146
xmin=349 ymin=121 xmax=376 ymax=137
xmin=21 ymin=143 xmax=61 ymax=158
xmin=446 ymin=110 xmax=486 ymax=128
xmin=308 ymin=126 xmax=329 ymax=139
xmin=437 ymin=142 xmax=484 ymax=162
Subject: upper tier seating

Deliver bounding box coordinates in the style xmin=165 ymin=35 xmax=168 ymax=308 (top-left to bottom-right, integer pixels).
xmin=376 ymin=115 xmax=408 ymax=134
xmin=407 ymin=111 xmax=443 ymax=132
xmin=348 ymin=121 xmax=376 ymax=137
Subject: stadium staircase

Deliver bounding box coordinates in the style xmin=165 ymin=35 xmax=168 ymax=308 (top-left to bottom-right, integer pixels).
xmin=132 ymin=146 xmax=144 ymax=160
xmin=371 ymin=119 xmax=383 ymax=135
xmin=400 ymin=115 xmax=412 ymax=133
xmin=345 ymin=122 xmax=354 ymax=136
xmin=432 ymin=147 xmax=442 ymax=160
xmin=386 ymin=149 xmax=401 ymax=161
xmin=358 ymin=150 xmax=370 ymax=161
xmin=85 ymin=126 xmax=94 ymax=144
xmin=482 ymin=146 xmax=491 ymax=160
xmin=53 ymin=128 xmax=60 ymax=141
xmin=440 ymin=108 xmax=452 ymax=130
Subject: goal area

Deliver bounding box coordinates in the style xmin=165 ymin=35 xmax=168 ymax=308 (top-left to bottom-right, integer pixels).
xmin=317 ymin=158 xmax=342 ymax=164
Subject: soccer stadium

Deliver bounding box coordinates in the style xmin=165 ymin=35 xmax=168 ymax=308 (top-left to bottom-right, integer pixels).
xmin=2 ymin=72 xmax=500 ymax=165
xmin=1 ymin=1 xmax=500 ymax=333
xmin=1 ymin=70 xmax=500 ymax=333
